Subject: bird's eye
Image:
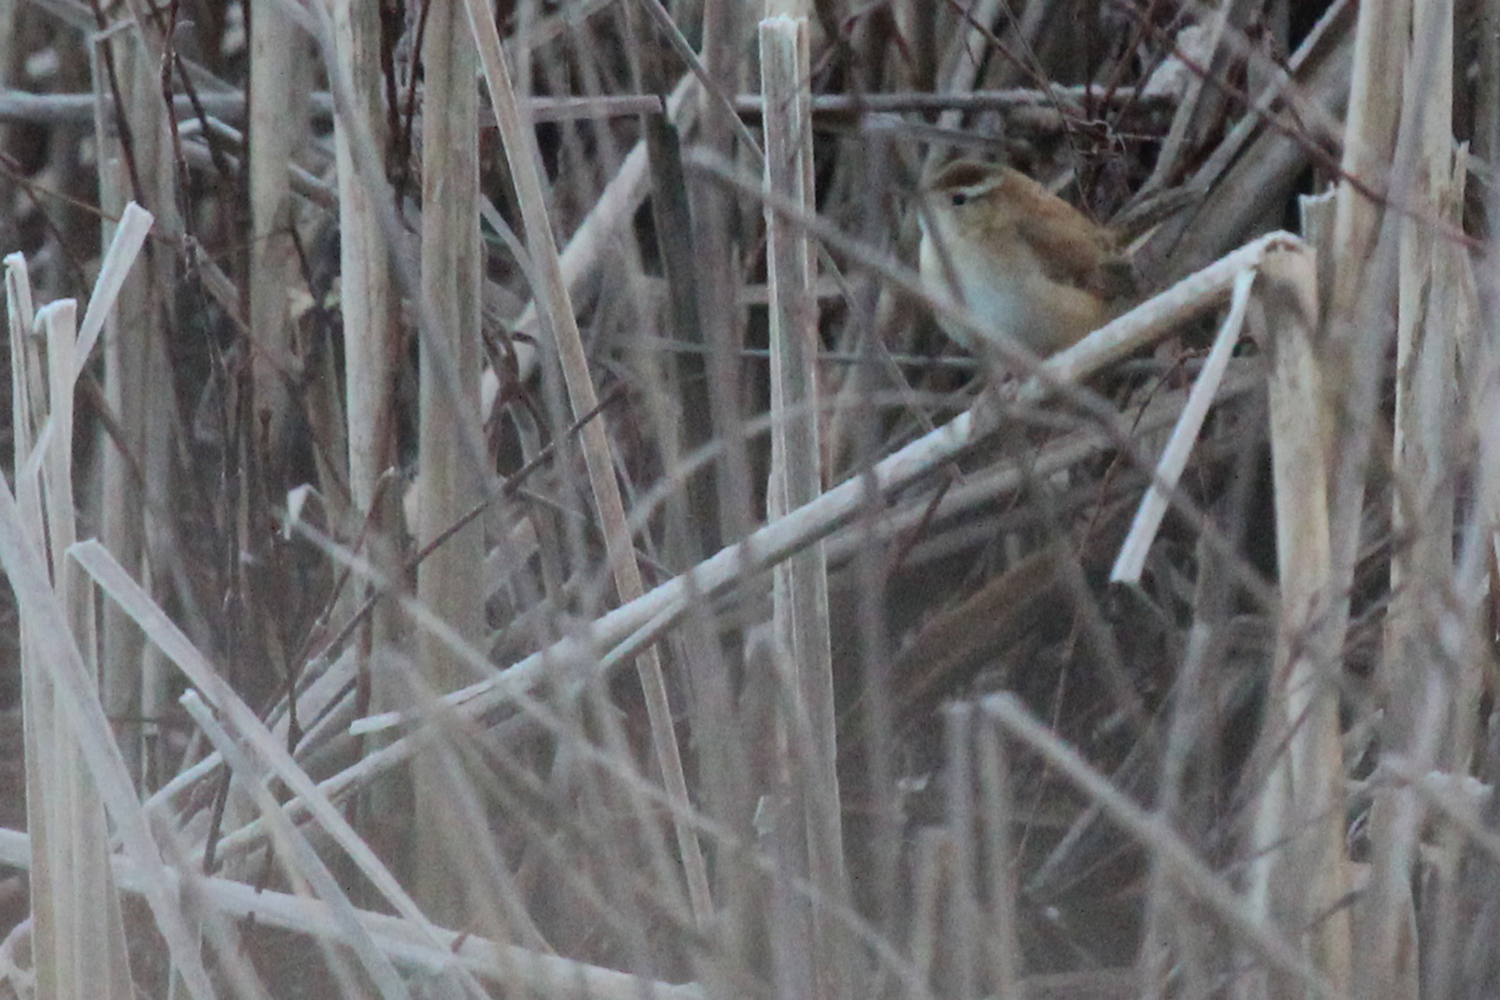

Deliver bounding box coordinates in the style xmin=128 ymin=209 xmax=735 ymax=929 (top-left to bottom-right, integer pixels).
xmin=950 ymin=192 xmax=969 ymax=207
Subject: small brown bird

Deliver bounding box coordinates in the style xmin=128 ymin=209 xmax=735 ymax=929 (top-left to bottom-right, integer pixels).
xmin=918 ymin=159 xmax=1136 ymax=359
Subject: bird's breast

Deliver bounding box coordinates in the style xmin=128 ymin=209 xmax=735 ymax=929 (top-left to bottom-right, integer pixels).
xmin=919 ymin=227 xmax=1043 ymax=351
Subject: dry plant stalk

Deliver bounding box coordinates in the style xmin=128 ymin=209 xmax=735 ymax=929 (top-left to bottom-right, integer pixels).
xmin=342 ymin=230 xmax=1299 ymax=748
xmin=1359 ymin=4 xmax=1469 ymax=999
xmin=247 ymin=0 xmax=309 ymax=474
xmin=9 ymin=195 xmax=149 ymax=999
xmin=0 ymin=820 xmax=701 ymax=1000
xmin=4 ymin=230 xmax=214 ymax=999
xmin=409 ymin=0 xmax=489 ymax=929
xmin=333 ymin=0 xmax=395 ymax=525
xmin=71 ymin=539 xmax=480 ymax=966
xmin=758 ymin=10 xmax=848 ymax=999
xmin=1245 ymin=243 xmax=1351 ymax=999
xmin=985 ymin=693 xmax=1345 ymax=1000
xmin=7 ymin=2 xmax=1500 ymax=999
xmin=459 ymin=0 xmax=713 ymax=924
xmin=93 ymin=17 xmax=178 ymax=789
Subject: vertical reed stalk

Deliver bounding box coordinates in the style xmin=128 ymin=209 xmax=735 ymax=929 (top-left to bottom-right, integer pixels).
xmin=247 ymin=0 xmax=310 ymax=474
xmin=460 ymin=0 xmax=714 ymax=926
xmin=759 ymin=10 xmax=847 ymax=999
xmin=1359 ymin=5 xmax=1461 ymax=998
xmin=92 ymin=19 xmax=176 ymax=786
xmin=412 ymin=0 xmax=487 ymax=928
xmin=1245 ymin=243 xmax=1351 ymax=998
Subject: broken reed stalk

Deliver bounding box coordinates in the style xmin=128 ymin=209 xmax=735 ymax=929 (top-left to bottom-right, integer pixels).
xmin=1245 ymin=242 xmax=1351 ymax=998
xmin=1110 ymin=265 xmax=1256 ymax=583
xmin=3 ymin=247 xmax=215 ymax=1000
xmin=12 ymin=276 xmax=127 ymax=1000
xmin=940 ymin=705 xmax=982 ymax=1000
xmin=1420 ymin=146 xmax=1487 ymax=999
xmin=16 ymin=199 xmax=153 ymax=996
xmin=1320 ymin=0 xmax=1407 ymax=661
xmin=973 ymin=719 xmax=1022 ymax=997
xmin=42 ymin=294 xmax=129 ymax=1000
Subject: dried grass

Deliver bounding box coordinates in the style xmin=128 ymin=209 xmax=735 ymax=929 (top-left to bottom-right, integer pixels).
xmin=0 ymin=2 xmax=1496 ymax=1000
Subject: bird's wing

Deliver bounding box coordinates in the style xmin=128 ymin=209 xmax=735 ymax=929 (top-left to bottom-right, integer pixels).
xmin=1002 ymin=171 xmax=1117 ymax=289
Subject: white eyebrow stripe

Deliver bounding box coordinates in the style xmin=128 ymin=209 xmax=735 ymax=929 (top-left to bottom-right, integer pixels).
xmin=945 ymin=175 xmax=1005 ymax=200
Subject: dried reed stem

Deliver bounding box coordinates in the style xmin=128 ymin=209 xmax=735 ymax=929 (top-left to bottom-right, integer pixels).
xmin=759 ymin=11 xmax=848 ymax=999
xmin=459 ymin=0 xmax=713 ymax=924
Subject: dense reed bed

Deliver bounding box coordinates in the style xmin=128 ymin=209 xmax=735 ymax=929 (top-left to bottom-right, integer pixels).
xmin=0 ymin=1 xmax=1494 ymax=998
